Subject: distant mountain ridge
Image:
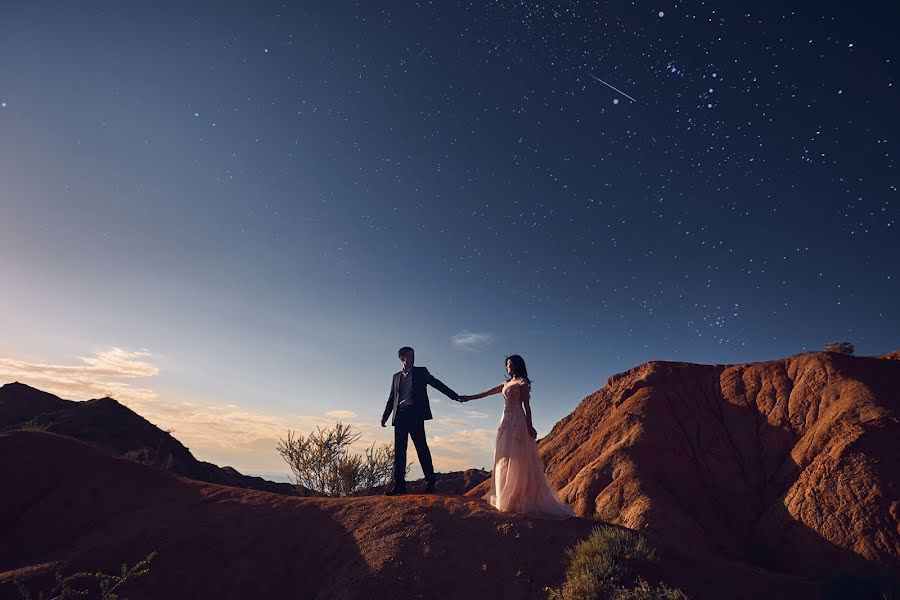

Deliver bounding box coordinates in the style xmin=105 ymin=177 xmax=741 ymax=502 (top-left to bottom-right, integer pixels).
xmin=0 ymin=381 xmax=297 ymax=496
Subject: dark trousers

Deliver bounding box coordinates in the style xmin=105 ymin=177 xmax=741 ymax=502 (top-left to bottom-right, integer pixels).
xmin=393 ymin=406 xmax=435 ymax=488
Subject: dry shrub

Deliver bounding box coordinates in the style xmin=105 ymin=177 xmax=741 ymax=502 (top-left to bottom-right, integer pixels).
xmin=276 ymin=422 xmax=399 ymax=497
xmin=824 ymin=341 xmax=854 ymax=355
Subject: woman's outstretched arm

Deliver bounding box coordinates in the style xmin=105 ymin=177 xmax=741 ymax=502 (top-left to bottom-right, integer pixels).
xmin=459 ymin=384 xmax=503 ymax=402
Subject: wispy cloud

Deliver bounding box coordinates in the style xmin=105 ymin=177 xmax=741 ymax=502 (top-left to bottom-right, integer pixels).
xmin=0 ymin=347 xmax=159 ymax=403
xmin=451 ymin=331 xmax=495 ymax=352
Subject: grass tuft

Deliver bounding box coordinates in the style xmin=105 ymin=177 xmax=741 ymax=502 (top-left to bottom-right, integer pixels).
xmin=546 ymin=526 xmax=686 ymax=600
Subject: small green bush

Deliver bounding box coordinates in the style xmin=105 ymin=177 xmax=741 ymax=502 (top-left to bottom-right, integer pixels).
xmin=546 ymin=526 xmax=686 ymax=600
xmin=12 ymin=551 xmax=156 ymax=600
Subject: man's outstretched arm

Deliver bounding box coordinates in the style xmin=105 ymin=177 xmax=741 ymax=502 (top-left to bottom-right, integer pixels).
xmin=425 ymin=368 xmax=459 ymax=401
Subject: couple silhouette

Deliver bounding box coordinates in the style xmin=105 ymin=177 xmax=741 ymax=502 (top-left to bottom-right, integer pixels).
xmin=381 ymin=346 xmax=573 ymax=519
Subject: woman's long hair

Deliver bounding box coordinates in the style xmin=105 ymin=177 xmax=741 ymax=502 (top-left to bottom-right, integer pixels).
xmin=505 ymin=354 xmax=531 ymax=385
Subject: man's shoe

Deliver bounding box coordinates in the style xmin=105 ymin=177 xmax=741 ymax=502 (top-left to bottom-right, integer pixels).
xmin=384 ymin=487 xmax=406 ymax=496
xmin=424 ymin=480 xmax=436 ymax=494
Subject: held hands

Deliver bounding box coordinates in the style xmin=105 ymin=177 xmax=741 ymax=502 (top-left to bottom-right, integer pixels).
xmin=456 ymin=395 xmax=470 ymax=403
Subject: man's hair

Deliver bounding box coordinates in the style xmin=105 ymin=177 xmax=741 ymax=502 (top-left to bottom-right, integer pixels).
xmin=398 ymin=346 xmax=414 ymax=358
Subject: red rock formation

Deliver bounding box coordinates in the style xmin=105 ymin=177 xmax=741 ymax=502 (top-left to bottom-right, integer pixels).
xmin=531 ymin=351 xmax=899 ymax=577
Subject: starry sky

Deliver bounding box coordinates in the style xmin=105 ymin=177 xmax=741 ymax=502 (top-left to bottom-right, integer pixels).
xmin=1 ymin=1 xmax=897 ymax=479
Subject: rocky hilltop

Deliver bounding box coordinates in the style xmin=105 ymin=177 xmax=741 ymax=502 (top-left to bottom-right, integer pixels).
xmin=0 ymin=431 xmax=817 ymax=599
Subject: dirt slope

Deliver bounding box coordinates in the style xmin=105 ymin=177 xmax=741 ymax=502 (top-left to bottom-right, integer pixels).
xmin=0 ymin=431 xmax=817 ymax=599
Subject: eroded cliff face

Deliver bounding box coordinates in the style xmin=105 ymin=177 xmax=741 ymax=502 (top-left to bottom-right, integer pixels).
xmin=538 ymin=351 xmax=899 ymax=575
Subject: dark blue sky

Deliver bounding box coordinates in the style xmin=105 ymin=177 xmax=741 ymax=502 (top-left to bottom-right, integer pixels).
xmin=1 ymin=1 xmax=896 ymax=475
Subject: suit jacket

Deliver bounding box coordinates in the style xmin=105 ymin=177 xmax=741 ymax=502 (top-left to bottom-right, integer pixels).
xmin=382 ymin=366 xmax=458 ymax=426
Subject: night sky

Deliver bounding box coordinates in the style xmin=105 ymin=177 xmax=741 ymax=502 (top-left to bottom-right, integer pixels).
xmin=1 ymin=1 xmax=897 ymax=477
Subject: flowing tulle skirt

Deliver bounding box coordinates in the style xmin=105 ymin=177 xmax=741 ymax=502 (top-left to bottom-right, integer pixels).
xmin=484 ymin=405 xmax=574 ymax=519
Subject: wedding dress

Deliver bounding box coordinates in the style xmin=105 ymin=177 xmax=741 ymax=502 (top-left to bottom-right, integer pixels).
xmin=484 ymin=379 xmax=574 ymax=519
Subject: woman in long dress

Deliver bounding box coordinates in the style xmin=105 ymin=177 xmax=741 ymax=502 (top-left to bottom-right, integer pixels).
xmin=459 ymin=355 xmax=573 ymax=519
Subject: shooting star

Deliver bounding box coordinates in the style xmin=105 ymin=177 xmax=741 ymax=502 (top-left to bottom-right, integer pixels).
xmin=585 ymin=72 xmax=638 ymax=103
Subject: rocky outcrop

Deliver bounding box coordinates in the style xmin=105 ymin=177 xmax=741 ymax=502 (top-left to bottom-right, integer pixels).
xmin=533 ymin=351 xmax=899 ymax=577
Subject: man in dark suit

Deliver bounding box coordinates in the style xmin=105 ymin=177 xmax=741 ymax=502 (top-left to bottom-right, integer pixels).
xmin=381 ymin=346 xmax=459 ymax=495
